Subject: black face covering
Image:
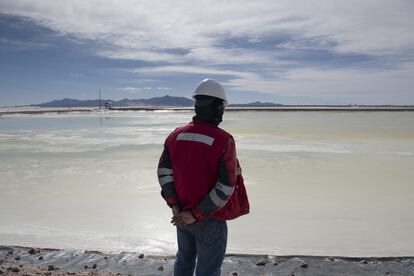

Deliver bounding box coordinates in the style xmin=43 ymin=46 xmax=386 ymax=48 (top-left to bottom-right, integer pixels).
xmin=194 ymin=95 xmax=225 ymax=125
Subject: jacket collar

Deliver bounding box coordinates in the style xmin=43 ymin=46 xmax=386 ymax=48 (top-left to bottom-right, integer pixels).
xmin=192 ymin=116 xmax=219 ymax=128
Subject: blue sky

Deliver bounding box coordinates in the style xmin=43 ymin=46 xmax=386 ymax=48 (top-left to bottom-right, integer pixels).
xmin=1 ymin=0 xmax=413 ymax=106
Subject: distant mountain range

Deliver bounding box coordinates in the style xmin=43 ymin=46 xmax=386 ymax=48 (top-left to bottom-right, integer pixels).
xmin=36 ymin=95 xmax=194 ymax=107
xmin=232 ymin=101 xmax=282 ymax=107
xmin=35 ymin=96 xmax=282 ymax=107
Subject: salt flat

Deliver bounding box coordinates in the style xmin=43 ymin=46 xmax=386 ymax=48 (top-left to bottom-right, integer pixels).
xmin=0 ymin=110 xmax=414 ymax=257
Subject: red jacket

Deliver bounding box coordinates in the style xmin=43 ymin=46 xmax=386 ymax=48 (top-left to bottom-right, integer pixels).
xmin=157 ymin=118 xmax=249 ymax=221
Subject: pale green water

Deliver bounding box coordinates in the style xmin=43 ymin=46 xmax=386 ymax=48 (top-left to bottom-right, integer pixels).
xmin=0 ymin=111 xmax=413 ymax=256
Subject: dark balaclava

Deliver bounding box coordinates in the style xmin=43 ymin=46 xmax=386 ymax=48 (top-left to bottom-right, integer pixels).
xmin=194 ymin=95 xmax=225 ymax=125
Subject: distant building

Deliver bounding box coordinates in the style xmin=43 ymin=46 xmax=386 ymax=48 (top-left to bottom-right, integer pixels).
xmin=104 ymin=102 xmax=112 ymax=109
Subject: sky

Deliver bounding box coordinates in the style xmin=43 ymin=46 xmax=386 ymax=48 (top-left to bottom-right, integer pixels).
xmin=0 ymin=0 xmax=414 ymax=106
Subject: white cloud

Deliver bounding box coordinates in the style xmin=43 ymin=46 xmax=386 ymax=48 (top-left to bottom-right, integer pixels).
xmin=97 ymin=49 xmax=182 ymax=63
xmin=0 ymin=37 xmax=49 ymax=50
xmin=121 ymin=86 xmax=171 ymax=92
xmin=69 ymin=73 xmax=85 ymax=78
xmin=134 ymin=62 xmax=414 ymax=104
xmin=133 ymin=65 xmax=258 ymax=79
xmin=121 ymin=86 xmax=141 ymax=94
xmin=223 ymin=63 xmax=414 ymax=104
xmin=2 ymin=0 xmax=413 ymax=62
xmin=1 ymin=0 xmax=413 ymax=103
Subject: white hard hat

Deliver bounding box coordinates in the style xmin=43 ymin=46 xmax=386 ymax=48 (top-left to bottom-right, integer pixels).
xmin=192 ymin=79 xmax=228 ymax=106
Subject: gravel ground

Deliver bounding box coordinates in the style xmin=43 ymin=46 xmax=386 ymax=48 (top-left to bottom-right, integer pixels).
xmin=1 ymin=246 xmax=413 ymax=275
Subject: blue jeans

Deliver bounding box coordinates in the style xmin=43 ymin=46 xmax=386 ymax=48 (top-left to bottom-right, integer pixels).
xmin=174 ymin=218 xmax=227 ymax=276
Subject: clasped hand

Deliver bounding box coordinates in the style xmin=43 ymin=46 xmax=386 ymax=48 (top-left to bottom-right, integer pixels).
xmin=171 ymin=205 xmax=196 ymax=227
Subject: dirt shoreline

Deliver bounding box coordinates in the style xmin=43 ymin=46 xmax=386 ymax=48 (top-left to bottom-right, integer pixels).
xmin=1 ymin=245 xmax=413 ymax=275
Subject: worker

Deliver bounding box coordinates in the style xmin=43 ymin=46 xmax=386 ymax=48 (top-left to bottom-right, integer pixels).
xmin=157 ymin=79 xmax=249 ymax=276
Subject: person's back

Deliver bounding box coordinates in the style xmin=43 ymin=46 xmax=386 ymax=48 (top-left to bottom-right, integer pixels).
xmin=166 ymin=119 xmax=234 ymax=213
xmin=157 ymin=79 xmax=249 ymax=276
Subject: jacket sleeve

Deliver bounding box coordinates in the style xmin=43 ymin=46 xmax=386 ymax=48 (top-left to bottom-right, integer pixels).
xmin=157 ymin=143 xmax=179 ymax=208
xmin=191 ymin=137 xmax=237 ymax=221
